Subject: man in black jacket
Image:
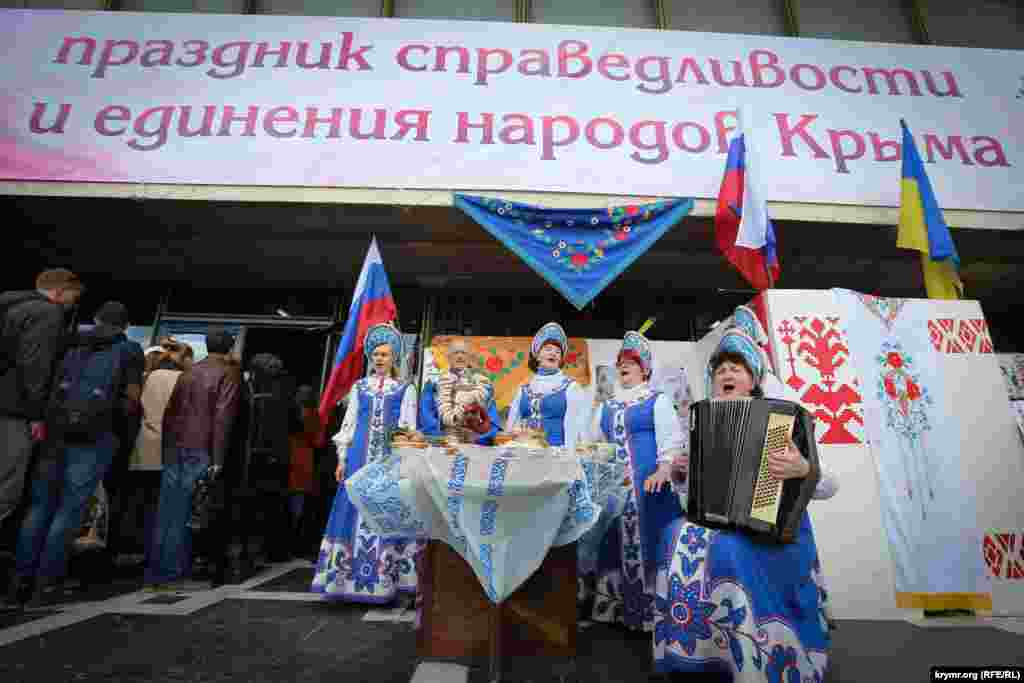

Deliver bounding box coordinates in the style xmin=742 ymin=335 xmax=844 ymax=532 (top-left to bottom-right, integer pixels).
xmin=0 ymin=269 xmax=83 ymax=527
xmin=10 ymin=301 xmax=142 ymax=605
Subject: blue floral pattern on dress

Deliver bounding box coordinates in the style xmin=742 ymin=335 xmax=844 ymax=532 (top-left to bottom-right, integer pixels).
xmin=621 ymin=571 xmax=655 ymax=630
xmin=653 ymin=517 xmax=831 ymax=681
xmin=351 ymin=545 xmax=380 ymax=594
xmin=683 ymin=525 xmax=708 ymax=555
xmin=654 ymin=574 xmax=717 ymax=656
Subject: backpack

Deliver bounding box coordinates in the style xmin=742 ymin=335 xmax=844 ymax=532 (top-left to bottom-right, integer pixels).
xmin=49 ymin=340 xmax=126 ymax=443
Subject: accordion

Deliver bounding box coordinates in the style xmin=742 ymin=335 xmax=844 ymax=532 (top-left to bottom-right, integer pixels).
xmin=687 ymin=398 xmax=820 ymax=544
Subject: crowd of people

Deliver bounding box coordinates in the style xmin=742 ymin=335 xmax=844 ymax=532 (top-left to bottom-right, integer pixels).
xmin=1 ymin=269 xmax=330 ymax=606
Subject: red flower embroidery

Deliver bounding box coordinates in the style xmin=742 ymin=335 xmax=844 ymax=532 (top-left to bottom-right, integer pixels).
xmin=614 ymin=231 xmax=628 ymax=241
xmin=570 ymin=253 xmax=588 ymax=267
xmin=566 ymin=352 xmax=578 ymax=365
xmin=886 ymin=352 xmax=903 ymax=369
xmin=884 ymin=376 xmax=898 ymax=399
xmin=905 ymin=380 xmax=921 ymax=401
xmin=485 ymin=357 xmax=503 ymax=373
xmin=626 ymin=205 xmax=639 ymax=216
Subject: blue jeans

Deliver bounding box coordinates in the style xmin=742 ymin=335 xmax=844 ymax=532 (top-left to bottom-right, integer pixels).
xmin=145 ymin=448 xmax=209 ymax=585
xmin=15 ymin=434 xmax=117 ymax=582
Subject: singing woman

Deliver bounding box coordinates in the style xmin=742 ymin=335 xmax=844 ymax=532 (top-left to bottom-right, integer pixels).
xmin=581 ymin=331 xmax=686 ymax=632
xmin=505 ymin=322 xmax=590 ymax=450
xmin=312 ymin=323 xmax=421 ymax=606
xmin=653 ymin=328 xmax=838 ymax=683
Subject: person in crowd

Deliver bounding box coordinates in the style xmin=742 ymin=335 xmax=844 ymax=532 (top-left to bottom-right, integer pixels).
xmin=246 ymin=353 xmax=296 ymax=564
xmin=312 ymin=322 xmax=419 ymax=606
xmin=155 ymin=337 xmax=193 ymax=373
xmin=287 ymin=384 xmax=323 ymax=559
xmin=202 ymin=348 xmax=251 ymax=586
xmin=653 ymin=328 xmax=838 ymax=682
xmin=131 ymin=344 xmax=190 ymax=473
xmin=0 ymin=269 xmax=84 ymax=529
xmin=419 ymin=337 xmax=499 ymax=445
xmin=145 ymin=329 xmax=239 ymax=590
xmin=580 ymin=331 xmax=686 ymax=632
xmin=8 ymin=301 xmax=143 ymax=605
xmin=505 ymin=322 xmax=589 ymax=450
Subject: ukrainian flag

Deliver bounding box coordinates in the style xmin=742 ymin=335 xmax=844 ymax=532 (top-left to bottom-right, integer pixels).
xmin=897 ymin=119 xmax=963 ymax=299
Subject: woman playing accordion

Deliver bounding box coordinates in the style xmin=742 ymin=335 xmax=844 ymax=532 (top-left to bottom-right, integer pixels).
xmin=654 ymin=325 xmax=838 ymax=683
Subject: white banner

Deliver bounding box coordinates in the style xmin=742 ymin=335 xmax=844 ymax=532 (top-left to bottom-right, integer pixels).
xmin=1 ymin=10 xmax=1021 ymax=211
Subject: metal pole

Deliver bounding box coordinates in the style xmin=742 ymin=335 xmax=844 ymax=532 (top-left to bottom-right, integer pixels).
xmin=416 ymin=294 xmax=434 ymax=393
xmin=782 ymin=0 xmax=800 ymax=37
xmin=150 ymin=291 xmax=169 ymax=347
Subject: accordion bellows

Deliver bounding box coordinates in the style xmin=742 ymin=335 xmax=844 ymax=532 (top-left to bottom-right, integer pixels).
xmin=687 ymin=398 xmax=820 ymax=544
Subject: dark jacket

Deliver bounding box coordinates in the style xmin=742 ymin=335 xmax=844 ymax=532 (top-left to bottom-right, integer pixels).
xmin=0 ymin=290 xmax=68 ymax=420
xmin=163 ymin=355 xmax=241 ymax=467
xmin=66 ymin=323 xmax=146 ymax=435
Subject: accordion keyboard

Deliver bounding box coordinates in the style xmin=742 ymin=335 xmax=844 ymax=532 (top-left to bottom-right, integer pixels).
xmin=749 ymin=412 xmax=796 ymax=525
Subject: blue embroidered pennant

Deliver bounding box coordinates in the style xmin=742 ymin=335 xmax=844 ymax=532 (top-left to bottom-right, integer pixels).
xmin=454 ymin=194 xmax=695 ymax=310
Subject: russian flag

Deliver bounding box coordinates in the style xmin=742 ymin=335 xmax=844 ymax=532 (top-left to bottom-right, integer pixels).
xmin=715 ymin=111 xmax=780 ymax=291
xmin=318 ymin=237 xmax=397 ymax=425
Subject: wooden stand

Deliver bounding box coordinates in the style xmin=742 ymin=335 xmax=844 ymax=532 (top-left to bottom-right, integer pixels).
xmin=417 ymin=539 xmax=578 ymax=681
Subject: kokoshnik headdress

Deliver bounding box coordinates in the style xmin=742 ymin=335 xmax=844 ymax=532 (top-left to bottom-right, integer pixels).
xmin=531 ymin=322 xmax=568 ymax=359
xmin=705 ymin=328 xmax=766 ymax=397
xmin=617 ymin=331 xmax=653 ymax=378
xmin=364 ymin=322 xmax=405 ymax=372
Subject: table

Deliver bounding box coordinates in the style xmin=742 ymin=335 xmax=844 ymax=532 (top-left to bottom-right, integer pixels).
xmin=417 ymin=539 xmax=577 ymax=682
xmin=346 ymin=444 xmax=627 ymax=681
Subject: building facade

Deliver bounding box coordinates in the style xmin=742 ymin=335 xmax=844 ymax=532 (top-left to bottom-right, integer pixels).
xmin=2 ymin=0 xmax=1021 ymax=384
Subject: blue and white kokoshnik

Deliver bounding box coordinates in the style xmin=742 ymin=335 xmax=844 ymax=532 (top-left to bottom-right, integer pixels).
xmin=531 ymin=322 xmax=568 ymax=359
xmin=705 ymin=328 xmax=766 ymax=397
xmin=619 ymin=331 xmax=653 ymax=376
xmin=730 ymin=305 xmax=768 ymax=346
xmin=364 ymin=323 xmax=404 ymax=370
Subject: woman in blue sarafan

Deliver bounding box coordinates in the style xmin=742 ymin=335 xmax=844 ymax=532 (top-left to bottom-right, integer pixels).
xmin=312 ymin=322 xmax=421 ymax=605
xmin=582 ymin=331 xmax=686 ymax=632
xmin=505 ymin=322 xmax=590 ymax=450
xmin=654 ymin=328 xmax=838 ymax=683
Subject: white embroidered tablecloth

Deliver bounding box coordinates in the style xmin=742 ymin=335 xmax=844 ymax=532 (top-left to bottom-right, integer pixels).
xmin=346 ymin=444 xmax=627 ymax=603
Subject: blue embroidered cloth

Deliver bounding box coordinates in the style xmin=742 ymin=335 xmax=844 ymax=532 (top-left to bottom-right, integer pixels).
xmin=346 ymin=445 xmax=627 ymax=604
xmin=455 ymin=194 xmax=695 ymax=310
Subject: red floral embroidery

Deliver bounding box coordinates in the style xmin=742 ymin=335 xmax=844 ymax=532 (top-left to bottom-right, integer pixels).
xmin=905 ymin=380 xmax=921 ymax=401
xmin=626 ymin=205 xmax=639 ymax=216
xmin=886 ymin=352 xmax=903 ymax=369
xmin=776 ymin=315 xmax=863 ymax=445
xmin=614 ymin=231 xmax=628 ymax=241
xmin=485 ymin=357 xmax=503 ymax=373
xmin=571 ymin=253 xmax=588 ymax=267
xmin=884 ymin=376 xmax=898 ymax=399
